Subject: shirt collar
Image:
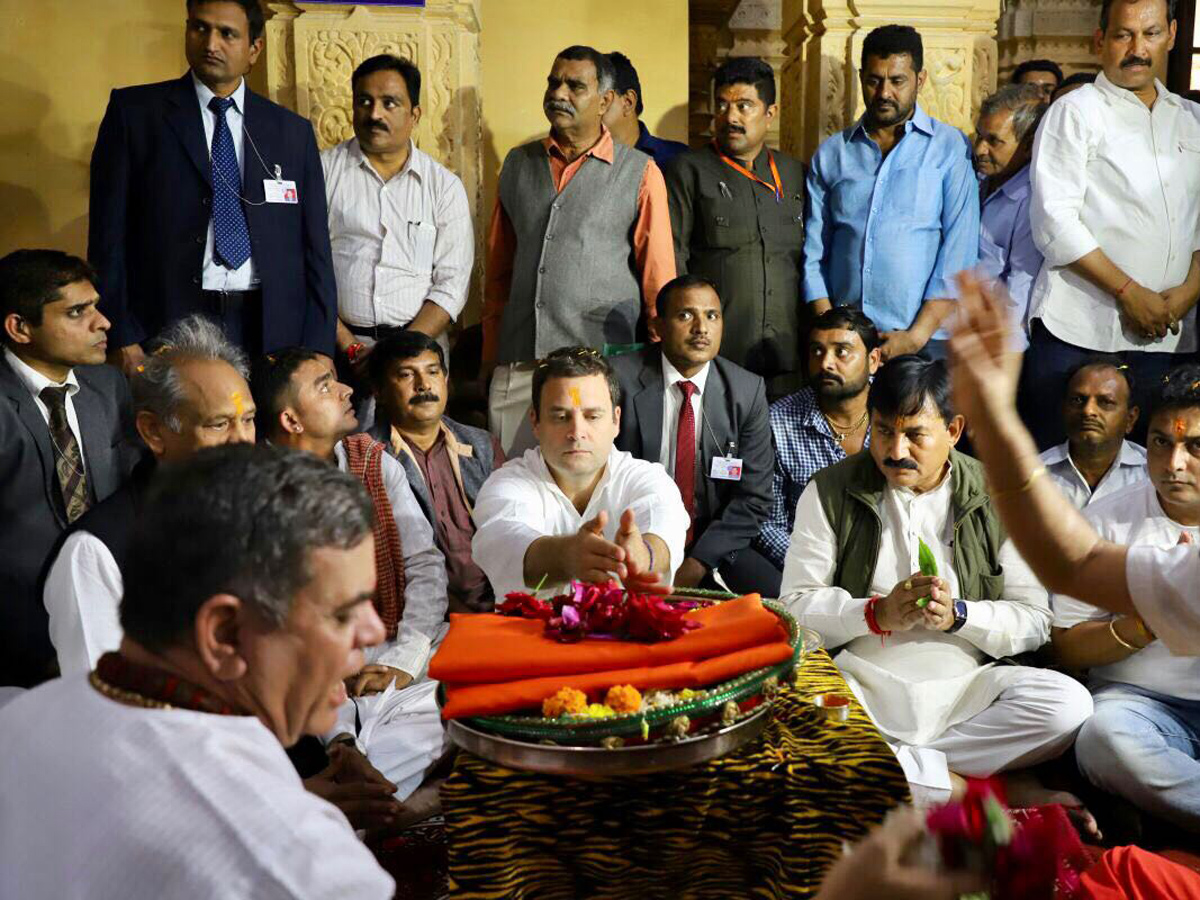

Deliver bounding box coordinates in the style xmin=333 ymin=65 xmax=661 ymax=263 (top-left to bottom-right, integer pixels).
xmin=996 ymin=163 xmax=1032 ymax=202
xmin=1094 ymin=68 xmax=1173 ymax=109
xmin=661 ymin=354 xmax=710 ymax=396
xmin=3 ymin=346 xmax=79 ymax=401
xmin=348 ymin=137 xmax=424 ymax=182
xmin=192 ymin=72 xmax=246 ymax=116
xmin=1044 ymin=438 xmax=1147 ymax=470
xmin=532 ymin=444 xmax=620 ymax=505
xmin=850 ymin=103 xmax=934 ymax=142
xmin=544 ymin=125 xmax=616 ymax=165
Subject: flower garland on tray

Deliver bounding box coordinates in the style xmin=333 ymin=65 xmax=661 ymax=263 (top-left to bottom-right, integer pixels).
xmin=498 ymin=579 xmax=709 ymax=643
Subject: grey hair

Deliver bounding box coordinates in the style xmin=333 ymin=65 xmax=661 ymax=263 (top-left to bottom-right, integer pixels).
xmin=979 ymin=83 xmax=1046 ymax=143
xmin=131 ymin=315 xmax=249 ymax=431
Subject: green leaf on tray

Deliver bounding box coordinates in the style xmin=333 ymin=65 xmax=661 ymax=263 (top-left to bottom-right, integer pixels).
xmin=915 ymin=538 xmax=938 ymax=608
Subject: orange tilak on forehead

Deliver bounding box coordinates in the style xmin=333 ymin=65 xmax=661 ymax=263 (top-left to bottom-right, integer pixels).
xmin=569 ymin=386 xmax=582 ymax=408
xmin=232 ymin=391 xmax=245 ymax=416
xmin=1176 ymin=418 xmax=1187 ymax=439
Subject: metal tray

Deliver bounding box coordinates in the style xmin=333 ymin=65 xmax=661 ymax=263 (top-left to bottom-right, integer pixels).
xmin=447 ymin=702 xmax=774 ymax=776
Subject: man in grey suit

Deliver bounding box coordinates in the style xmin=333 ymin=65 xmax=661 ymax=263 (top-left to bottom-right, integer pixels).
xmin=611 ymin=274 xmax=777 ymax=595
xmin=0 ymin=250 xmax=137 ymax=686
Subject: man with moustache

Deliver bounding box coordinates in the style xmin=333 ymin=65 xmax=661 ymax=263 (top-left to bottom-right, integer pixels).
xmin=780 ymin=356 xmax=1092 ymax=806
xmin=755 ymin=308 xmax=882 ymax=575
xmin=254 ymin=350 xmax=450 ymax=815
xmin=0 ymin=445 xmax=395 ymax=898
xmin=1039 ymin=358 xmax=1147 ymax=509
xmin=322 ymin=55 xmax=473 ymax=370
xmin=974 ymin=84 xmax=1047 ymax=352
xmin=1025 ymin=0 xmax=1200 ymax=450
xmin=483 ymin=46 xmax=674 ymax=457
xmin=665 ymin=57 xmax=807 ymax=399
xmin=611 ymin=275 xmax=775 ymax=594
xmin=1052 ymin=365 xmax=1200 ymax=833
xmin=366 ymin=330 xmax=505 ymax=613
xmin=89 ymin=0 xmax=337 ymax=363
xmin=805 ymin=25 xmax=979 ymax=363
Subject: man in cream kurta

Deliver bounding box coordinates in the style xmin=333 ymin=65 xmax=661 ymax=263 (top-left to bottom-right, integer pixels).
xmin=780 ymin=355 xmax=1092 ymax=804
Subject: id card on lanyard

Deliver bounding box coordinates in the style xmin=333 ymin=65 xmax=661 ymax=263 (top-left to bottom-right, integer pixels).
xmin=716 ymin=144 xmax=783 ymax=203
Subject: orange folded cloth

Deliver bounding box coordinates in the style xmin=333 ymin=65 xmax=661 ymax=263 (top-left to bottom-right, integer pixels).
xmin=440 ymin=639 xmax=794 ymax=719
xmin=429 ymin=594 xmax=785 ymax=685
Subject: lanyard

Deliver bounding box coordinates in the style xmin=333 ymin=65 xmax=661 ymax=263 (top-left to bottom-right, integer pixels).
xmin=716 ymin=145 xmax=782 ymax=202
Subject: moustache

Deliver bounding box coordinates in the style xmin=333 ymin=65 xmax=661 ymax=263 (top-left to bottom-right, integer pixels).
xmin=409 ymin=392 xmax=440 ymax=405
xmin=1121 ymin=55 xmax=1152 ymax=68
xmin=816 ymin=374 xmax=843 ymax=385
xmin=883 ymin=457 xmax=919 ymax=471
xmin=545 ymin=102 xmax=574 ymax=115
xmin=368 ymin=121 xmax=389 ymax=131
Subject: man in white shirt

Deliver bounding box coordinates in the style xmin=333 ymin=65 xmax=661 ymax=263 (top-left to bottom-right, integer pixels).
xmin=1039 ymin=357 xmax=1147 ymax=508
xmin=323 ymin=54 xmax=473 ymax=372
xmin=1052 ymin=366 xmax=1200 ymax=831
xmin=1024 ymin=0 xmax=1200 ymax=449
xmin=473 ymin=346 xmax=688 ymax=598
xmin=781 ymin=355 xmax=1092 ymax=805
xmin=0 ymin=444 xmax=395 ymax=899
xmin=43 ymin=315 xmax=257 ymax=676
xmin=253 ymin=347 xmax=449 ymax=813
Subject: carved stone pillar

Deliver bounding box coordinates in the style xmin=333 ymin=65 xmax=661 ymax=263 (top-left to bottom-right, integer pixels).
xmin=998 ymin=0 xmax=1101 ymax=82
xmin=782 ymin=0 xmax=1002 ymax=160
xmin=716 ymin=0 xmax=789 ymax=149
xmin=262 ymin=1 xmax=483 ymax=294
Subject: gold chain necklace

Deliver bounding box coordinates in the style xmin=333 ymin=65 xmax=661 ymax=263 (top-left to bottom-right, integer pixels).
xmin=89 ymin=670 xmax=175 ymax=710
xmin=822 ymin=408 xmax=869 ymax=443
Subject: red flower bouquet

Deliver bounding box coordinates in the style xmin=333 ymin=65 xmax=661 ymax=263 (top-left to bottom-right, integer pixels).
xmin=497 ymin=580 xmax=706 ymax=643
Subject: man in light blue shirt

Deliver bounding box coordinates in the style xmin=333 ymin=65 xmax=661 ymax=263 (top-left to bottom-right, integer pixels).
xmin=804 ymin=25 xmax=979 ymax=362
xmin=974 ymin=84 xmax=1046 ymax=351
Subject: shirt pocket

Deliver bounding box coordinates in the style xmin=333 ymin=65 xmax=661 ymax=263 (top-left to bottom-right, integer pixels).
xmin=698 ymin=194 xmax=755 ymax=250
xmin=407 ymin=221 xmax=437 ymax=274
xmin=888 ymin=166 xmax=943 ymax=230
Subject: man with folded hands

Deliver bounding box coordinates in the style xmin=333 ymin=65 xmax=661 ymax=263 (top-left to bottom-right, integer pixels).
xmin=472 ymin=346 xmax=689 ymax=599
xmin=779 ymin=354 xmax=1093 ymax=806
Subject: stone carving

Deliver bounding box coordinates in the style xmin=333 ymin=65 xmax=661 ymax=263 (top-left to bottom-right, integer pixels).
xmin=919 ymin=48 xmax=970 ymax=130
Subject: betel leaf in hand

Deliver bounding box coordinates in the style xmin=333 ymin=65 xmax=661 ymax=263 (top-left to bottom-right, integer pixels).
xmin=916 ymin=538 xmax=938 ymax=608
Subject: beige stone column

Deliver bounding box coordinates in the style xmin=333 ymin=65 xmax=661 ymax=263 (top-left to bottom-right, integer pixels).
xmin=782 ymin=0 xmax=1002 ymax=160
xmin=998 ymin=0 xmax=1102 ymax=81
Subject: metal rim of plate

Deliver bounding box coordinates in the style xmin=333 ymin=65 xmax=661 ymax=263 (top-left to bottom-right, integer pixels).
xmin=447 ymin=702 xmax=775 ymax=776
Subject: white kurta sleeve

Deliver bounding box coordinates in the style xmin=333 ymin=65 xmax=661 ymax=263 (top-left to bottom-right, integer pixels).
xmin=1030 ymin=100 xmax=1101 ymax=266
xmin=471 ymin=466 xmax=551 ymax=599
xmin=955 ymin=539 xmax=1052 ymax=658
xmin=1127 ymin=544 xmax=1200 ymax=655
xmin=372 ymin=454 xmax=448 ymax=680
xmin=779 ymin=481 xmax=872 ymax=650
xmin=617 ymin=459 xmax=689 ymax=582
xmin=43 ymin=531 xmax=124 ymax=676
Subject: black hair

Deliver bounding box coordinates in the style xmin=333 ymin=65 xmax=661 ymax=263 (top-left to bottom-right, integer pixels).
xmin=531 ymin=347 xmax=621 ymax=420
xmin=367 ymin=330 xmax=446 ymax=391
xmin=713 ymin=56 xmax=776 ymax=106
xmin=1011 ymin=58 xmax=1064 ymax=86
xmin=862 ymin=25 xmax=924 ymax=73
xmin=607 ymin=51 xmax=644 ymax=115
xmin=351 ymin=54 xmax=421 ymax=106
xmin=0 ymin=249 xmax=98 ymax=340
xmin=1100 ymin=0 xmax=1177 ymax=32
xmin=1064 ymin=355 xmax=1135 ymax=402
xmin=809 ymin=307 xmax=883 ymax=352
xmin=1148 ymin=364 xmax=1200 ymax=425
xmin=186 ymin=0 xmax=265 ymax=43
xmin=868 ymin=355 xmax=953 ymax=423
xmin=121 ymin=444 xmax=372 ymax=651
xmin=248 ymin=347 xmax=322 ymax=438
xmin=557 ymin=45 xmax=617 ymax=94
xmin=654 ymin=273 xmax=720 ymax=317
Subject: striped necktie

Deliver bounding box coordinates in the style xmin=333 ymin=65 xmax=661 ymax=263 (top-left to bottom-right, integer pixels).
xmin=40 ymin=385 xmax=90 ymax=522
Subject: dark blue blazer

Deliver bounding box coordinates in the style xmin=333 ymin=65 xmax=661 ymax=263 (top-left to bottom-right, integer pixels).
xmin=88 ymin=73 xmax=337 ymax=355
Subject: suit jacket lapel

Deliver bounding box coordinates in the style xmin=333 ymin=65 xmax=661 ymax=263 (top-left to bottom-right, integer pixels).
xmin=240 ymin=89 xmax=270 ymax=205
xmin=166 ymin=73 xmax=211 ymax=186
xmin=701 ymin=363 xmax=733 ymax=459
xmin=74 ymin=377 xmax=116 ymax=501
xmin=633 ymin=351 xmax=665 ymax=464
xmin=0 ymin=360 xmax=64 ymax=527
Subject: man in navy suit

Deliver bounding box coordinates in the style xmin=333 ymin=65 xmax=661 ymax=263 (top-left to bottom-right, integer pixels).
xmin=89 ymin=0 xmax=337 ymax=374
xmin=611 ymin=274 xmax=777 ymax=596
xmin=0 ymin=250 xmax=138 ymax=687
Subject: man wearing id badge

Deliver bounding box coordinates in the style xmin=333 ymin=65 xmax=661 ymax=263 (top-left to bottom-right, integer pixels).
xmin=89 ymin=0 xmax=337 ymax=370
xmin=611 ymin=274 xmax=777 ymax=595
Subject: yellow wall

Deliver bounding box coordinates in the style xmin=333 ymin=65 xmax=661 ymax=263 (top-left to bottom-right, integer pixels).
xmin=0 ymin=0 xmax=689 ymax=264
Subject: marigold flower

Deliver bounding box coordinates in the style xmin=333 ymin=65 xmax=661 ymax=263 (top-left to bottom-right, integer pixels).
xmin=604 ymin=684 xmax=642 ymax=714
xmin=542 ymin=687 xmax=588 ymax=718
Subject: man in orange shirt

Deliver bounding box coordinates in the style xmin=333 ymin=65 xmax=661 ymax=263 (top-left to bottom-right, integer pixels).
xmin=482 ymin=45 xmax=675 ymax=457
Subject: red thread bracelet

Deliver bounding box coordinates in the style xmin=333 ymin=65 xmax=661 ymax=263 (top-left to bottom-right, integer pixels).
xmin=864 ymin=596 xmax=891 ymax=637
xmin=1114 ymin=277 xmax=1134 ymax=299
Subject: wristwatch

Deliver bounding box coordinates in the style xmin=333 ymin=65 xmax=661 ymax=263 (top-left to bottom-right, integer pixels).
xmin=946 ymin=599 xmax=969 ymax=634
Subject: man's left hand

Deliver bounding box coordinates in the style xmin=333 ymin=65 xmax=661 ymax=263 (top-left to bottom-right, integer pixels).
xmin=1163 ymin=283 xmax=1200 ymax=334
xmin=879 ymin=329 xmax=926 ymax=362
xmin=673 ymin=557 xmax=708 ymax=589
xmin=348 ymin=665 xmax=412 ymax=697
xmin=921 ymin=595 xmax=957 ymax=632
xmin=614 ymin=508 xmax=652 ymax=573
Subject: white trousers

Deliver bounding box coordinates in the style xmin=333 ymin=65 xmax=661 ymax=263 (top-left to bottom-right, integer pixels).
xmin=882 ymin=667 xmax=1093 ymax=806
xmin=488 ymin=362 xmax=538 ymax=459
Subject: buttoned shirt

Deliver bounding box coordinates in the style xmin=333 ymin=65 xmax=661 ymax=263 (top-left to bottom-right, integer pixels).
xmin=3 ymin=347 xmax=87 ymax=474
xmin=193 ymin=74 xmax=258 ymax=291
xmin=658 ymin=356 xmax=709 ymax=475
xmin=322 ymin=138 xmax=473 ymax=329
xmin=754 ymin=387 xmax=869 ymax=569
xmin=1029 ymin=71 xmax=1200 ymax=353
xmin=978 ymin=165 xmax=1042 ymax=351
xmin=1039 ymin=439 xmax=1147 ymax=509
xmin=472 ymin=446 xmax=689 ymax=598
xmin=634 ymin=121 xmax=689 ymax=170
xmin=804 ymin=105 xmax=980 ymax=337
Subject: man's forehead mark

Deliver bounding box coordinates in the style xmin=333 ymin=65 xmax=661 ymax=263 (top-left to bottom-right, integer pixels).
xmin=232 ymin=390 xmax=245 ymax=416
xmin=1176 ymin=417 xmax=1186 ymax=439
xmin=569 ymin=386 xmax=582 ymax=408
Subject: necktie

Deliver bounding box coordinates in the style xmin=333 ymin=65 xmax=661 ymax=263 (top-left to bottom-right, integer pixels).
xmin=40 ymin=386 xmax=90 ymax=523
xmin=208 ymin=95 xmax=252 ymax=271
xmin=674 ymin=380 xmax=697 ymax=544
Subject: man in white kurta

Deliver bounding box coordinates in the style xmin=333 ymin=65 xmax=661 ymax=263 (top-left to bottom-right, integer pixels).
xmin=780 ymin=355 xmax=1092 ymax=804
xmin=473 ymin=347 xmax=689 ymax=598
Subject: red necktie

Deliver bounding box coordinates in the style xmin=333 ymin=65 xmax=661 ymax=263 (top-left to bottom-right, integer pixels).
xmin=674 ymin=380 xmax=697 ymax=544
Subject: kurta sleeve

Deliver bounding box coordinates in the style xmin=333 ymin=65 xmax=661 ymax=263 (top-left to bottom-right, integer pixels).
xmin=954 ymin=539 xmax=1052 ymax=658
